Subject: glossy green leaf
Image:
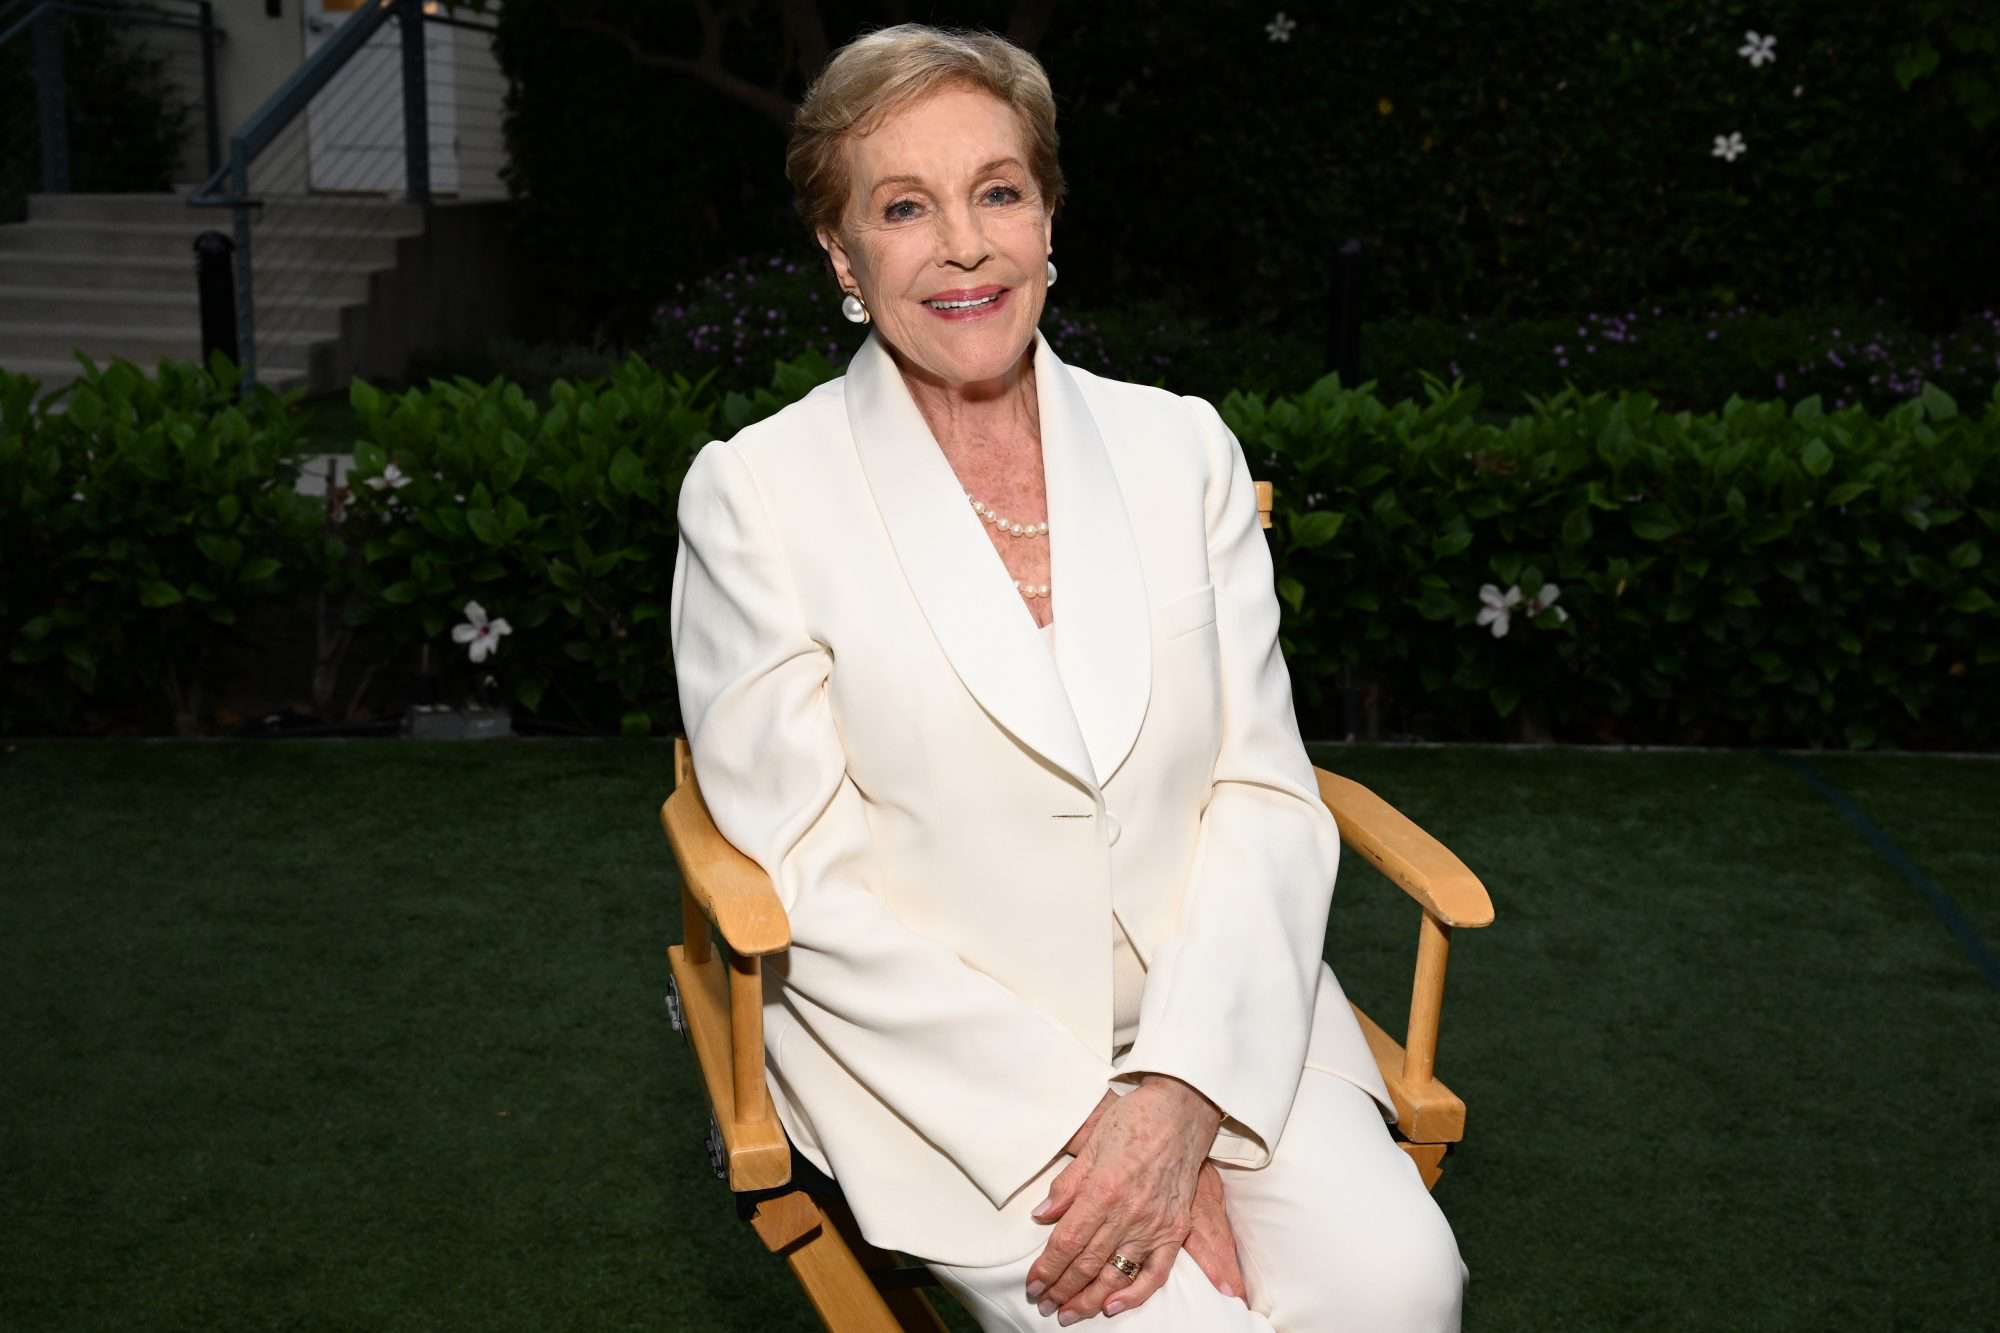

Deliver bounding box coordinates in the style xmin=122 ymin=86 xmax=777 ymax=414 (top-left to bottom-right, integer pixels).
xmin=1291 ymin=512 xmax=1345 ymax=548
xmin=467 ymin=508 xmax=505 ymax=547
xmin=1630 ymin=505 xmax=1681 ymax=541
xmin=137 ymin=580 xmax=182 ymax=608
xmin=608 ymin=447 xmax=644 ymax=496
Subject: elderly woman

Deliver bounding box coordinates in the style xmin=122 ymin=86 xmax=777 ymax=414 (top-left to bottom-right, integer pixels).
xmin=670 ymin=23 xmax=1465 ymax=1332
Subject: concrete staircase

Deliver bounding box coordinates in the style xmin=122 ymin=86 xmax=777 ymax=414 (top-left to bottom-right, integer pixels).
xmin=0 ymin=192 xmax=426 ymax=397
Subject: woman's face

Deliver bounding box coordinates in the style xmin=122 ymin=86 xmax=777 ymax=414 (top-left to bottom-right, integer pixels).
xmin=821 ymin=84 xmax=1053 ymax=390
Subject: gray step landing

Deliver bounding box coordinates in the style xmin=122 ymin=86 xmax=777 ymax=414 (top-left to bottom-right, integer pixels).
xmin=0 ymin=250 xmax=378 ymax=300
xmin=0 ymin=220 xmax=411 ymax=266
xmin=0 ymin=319 xmax=321 ymax=368
xmin=0 ymin=285 xmax=348 ymax=331
xmin=4 ymin=355 xmax=310 ymax=399
xmin=27 ymin=192 xmax=425 ymax=232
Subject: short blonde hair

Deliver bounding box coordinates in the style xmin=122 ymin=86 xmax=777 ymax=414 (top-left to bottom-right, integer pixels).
xmin=786 ymin=24 xmax=1065 ymax=238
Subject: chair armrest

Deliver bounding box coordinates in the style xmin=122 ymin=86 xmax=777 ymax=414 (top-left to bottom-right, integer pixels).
xmin=660 ymin=784 xmax=791 ymax=957
xmin=661 ymin=741 xmax=793 ymax=1192
xmin=1313 ymin=768 xmax=1494 ymax=928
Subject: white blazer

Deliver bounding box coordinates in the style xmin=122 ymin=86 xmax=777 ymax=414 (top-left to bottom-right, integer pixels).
xmin=670 ymin=330 xmax=1391 ymax=1266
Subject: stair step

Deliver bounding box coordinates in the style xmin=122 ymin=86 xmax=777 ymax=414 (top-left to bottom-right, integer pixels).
xmin=0 ymin=320 xmax=324 ymax=367
xmin=0 ymin=221 xmax=412 ymax=265
xmin=1 ymin=357 xmax=97 ymax=395
xmin=0 ymin=357 xmax=309 ymax=406
xmin=28 ymin=192 xmax=426 ymax=231
xmin=0 ymin=251 xmax=378 ymax=300
xmin=0 ymin=284 xmax=349 ymax=329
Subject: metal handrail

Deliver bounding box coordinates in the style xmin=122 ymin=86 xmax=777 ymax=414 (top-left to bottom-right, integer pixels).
xmin=188 ymin=0 xmax=401 ymax=207
xmin=0 ymin=0 xmax=216 ymax=50
xmin=184 ymin=0 xmax=450 ymax=391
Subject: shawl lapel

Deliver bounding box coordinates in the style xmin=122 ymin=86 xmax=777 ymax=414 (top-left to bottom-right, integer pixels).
xmin=844 ymin=331 xmax=1151 ymax=793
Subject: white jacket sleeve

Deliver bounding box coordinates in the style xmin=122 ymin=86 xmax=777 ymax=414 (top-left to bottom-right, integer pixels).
xmin=670 ymin=438 xmax=1117 ymax=1207
xmin=1114 ymin=396 xmax=1342 ymax=1168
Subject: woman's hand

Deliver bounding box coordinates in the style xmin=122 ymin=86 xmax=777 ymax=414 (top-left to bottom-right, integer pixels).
xmin=1183 ymin=1160 xmax=1247 ymax=1303
xmin=1026 ymin=1075 xmax=1223 ymax=1322
xmin=1055 ymin=1093 xmax=1246 ymax=1302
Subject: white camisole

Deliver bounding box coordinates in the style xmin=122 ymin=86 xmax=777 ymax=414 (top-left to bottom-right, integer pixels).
xmin=1041 ymin=618 xmax=1149 ymax=1050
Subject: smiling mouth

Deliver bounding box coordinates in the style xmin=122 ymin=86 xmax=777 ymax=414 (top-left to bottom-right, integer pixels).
xmin=923 ymin=292 xmax=1004 ymax=310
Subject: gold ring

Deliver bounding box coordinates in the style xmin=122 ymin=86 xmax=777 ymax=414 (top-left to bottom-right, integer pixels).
xmin=1108 ymin=1253 xmax=1141 ymax=1279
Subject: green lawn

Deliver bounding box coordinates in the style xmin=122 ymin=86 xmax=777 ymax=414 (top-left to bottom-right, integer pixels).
xmin=3 ymin=741 xmax=1994 ymax=1331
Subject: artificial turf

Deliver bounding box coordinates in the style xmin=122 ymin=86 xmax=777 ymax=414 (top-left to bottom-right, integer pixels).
xmin=2 ymin=740 xmax=1994 ymax=1331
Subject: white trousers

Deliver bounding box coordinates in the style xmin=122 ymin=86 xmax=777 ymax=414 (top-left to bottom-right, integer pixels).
xmin=925 ymin=1069 xmax=1467 ymax=1332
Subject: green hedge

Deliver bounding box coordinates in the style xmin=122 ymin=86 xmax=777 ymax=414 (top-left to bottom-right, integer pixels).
xmin=4 ymin=356 xmax=1996 ymax=747
xmin=1234 ymin=377 xmax=2000 ymax=746
xmin=334 ymin=355 xmax=832 ymax=736
xmin=0 ymin=358 xmax=319 ymax=734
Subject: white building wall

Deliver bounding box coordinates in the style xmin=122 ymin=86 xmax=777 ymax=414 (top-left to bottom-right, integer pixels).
xmin=121 ymin=0 xmax=508 ymax=199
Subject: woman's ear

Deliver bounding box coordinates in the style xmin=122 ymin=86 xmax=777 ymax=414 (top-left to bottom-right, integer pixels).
xmin=818 ymin=227 xmax=860 ymax=296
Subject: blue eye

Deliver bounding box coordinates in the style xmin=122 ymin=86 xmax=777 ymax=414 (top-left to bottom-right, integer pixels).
xmin=984 ymin=185 xmax=1022 ymax=205
xmin=884 ymin=199 xmax=920 ymax=222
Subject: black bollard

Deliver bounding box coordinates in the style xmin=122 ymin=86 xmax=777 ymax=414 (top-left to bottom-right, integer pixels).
xmin=1327 ymin=238 xmax=1364 ymax=389
xmin=194 ymin=231 xmax=238 ymax=370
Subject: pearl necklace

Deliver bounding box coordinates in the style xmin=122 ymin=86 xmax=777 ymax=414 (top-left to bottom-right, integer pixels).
xmin=966 ymin=491 xmax=1048 ymax=539
xmin=962 ymin=493 xmax=1049 ymax=599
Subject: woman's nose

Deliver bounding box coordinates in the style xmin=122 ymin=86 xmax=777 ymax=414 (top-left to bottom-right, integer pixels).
xmin=933 ymin=204 xmax=989 ymax=268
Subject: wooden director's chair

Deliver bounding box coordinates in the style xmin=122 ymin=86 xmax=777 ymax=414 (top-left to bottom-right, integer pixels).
xmin=660 ymin=481 xmax=1495 ymax=1332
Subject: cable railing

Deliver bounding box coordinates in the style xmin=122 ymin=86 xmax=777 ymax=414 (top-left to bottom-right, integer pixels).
xmin=188 ymin=0 xmax=506 ymax=392
xmin=0 ymin=0 xmax=220 ymax=223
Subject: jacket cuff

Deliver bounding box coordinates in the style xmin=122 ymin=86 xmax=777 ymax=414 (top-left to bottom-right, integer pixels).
xmin=1108 ymin=1057 xmax=1275 ymax=1164
xmin=979 ymin=1063 xmax=1121 ymax=1208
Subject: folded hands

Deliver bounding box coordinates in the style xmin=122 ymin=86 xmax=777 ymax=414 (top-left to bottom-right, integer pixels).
xmin=1025 ymin=1076 xmax=1247 ymax=1322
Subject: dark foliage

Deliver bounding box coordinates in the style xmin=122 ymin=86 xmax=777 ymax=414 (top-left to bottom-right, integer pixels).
xmin=0 ymin=9 xmax=193 ymax=222
xmin=491 ymin=1 xmax=1998 ymax=349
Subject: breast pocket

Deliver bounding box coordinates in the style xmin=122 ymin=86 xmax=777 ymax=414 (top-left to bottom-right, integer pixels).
xmin=1156 ymin=583 xmax=1217 ymax=641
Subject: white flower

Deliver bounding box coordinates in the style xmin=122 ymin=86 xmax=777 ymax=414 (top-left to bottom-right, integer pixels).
xmin=1792 ymin=84 xmax=1804 ymax=97
xmin=451 ymin=600 xmax=512 ymax=663
xmin=1264 ymin=11 xmax=1296 ymax=42
xmin=1738 ymin=31 xmax=1777 ymax=67
xmin=1476 ymin=584 xmax=1523 ymax=638
xmin=1712 ymin=132 xmax=1747 ymax=162
xmin=365 ymin=462 xmax=412 ymax=491
xmin=1530 ymin=582 xmax=1569 ymax=624
xmin=1476 ymin=583 xmax=1567 ymax=639
xmin=71 ymin=490 xmax=85 ymax=502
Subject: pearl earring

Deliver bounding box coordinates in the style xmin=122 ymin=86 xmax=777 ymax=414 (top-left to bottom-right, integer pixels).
xmin=840 ymin=292 xmax=870 ymax=325
xmin=1046 ymin=259 xmax=1058 ymax=289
